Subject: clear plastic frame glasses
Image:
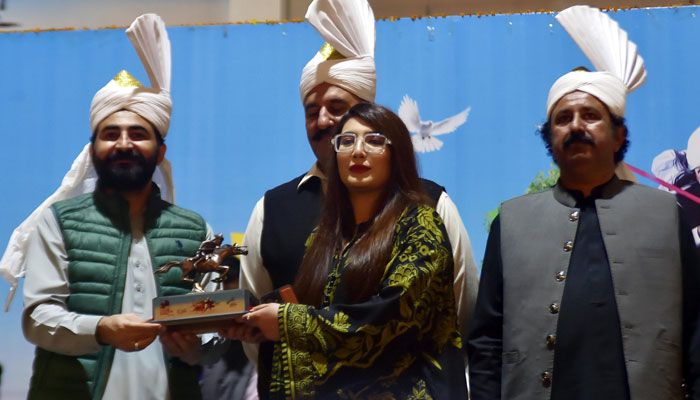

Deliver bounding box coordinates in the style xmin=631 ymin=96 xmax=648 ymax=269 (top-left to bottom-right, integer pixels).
xmin=330 ymin=132 xmax=393 ymax=154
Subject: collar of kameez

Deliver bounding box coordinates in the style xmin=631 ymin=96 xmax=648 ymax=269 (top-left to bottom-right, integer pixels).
xmin=553 ymin=175 xmax=630 ymax=207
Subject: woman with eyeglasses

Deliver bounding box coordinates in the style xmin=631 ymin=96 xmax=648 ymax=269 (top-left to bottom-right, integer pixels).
xmin=241 ymin=103 xmax=468 ymax=399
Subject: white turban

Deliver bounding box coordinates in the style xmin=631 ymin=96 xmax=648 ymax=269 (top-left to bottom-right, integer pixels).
xmin=299 ymin=0 xmax=376 ymax=102
xmin=89 ymin=71 xmax=172 ymax=137
xmin=0 ymin=14 xmax=174 ymax=311
xmin=546 ymin=6 xmax=646 ymax=119
xmin=686 ymin=126 xmax=700 ymax=171
xmin=547 ymin=70 xmax=627 ymax=119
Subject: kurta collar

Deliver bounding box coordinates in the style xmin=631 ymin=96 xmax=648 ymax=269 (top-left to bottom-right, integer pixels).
xmin=297 ymin=161 xmax=327 ymax=193
xmin=553 ymin=175 xmax=631 ymax=207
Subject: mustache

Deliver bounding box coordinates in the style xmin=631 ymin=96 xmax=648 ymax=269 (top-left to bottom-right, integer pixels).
xmin=311 ymin=127 xmax=334 ymax=142
xmin=563 ymin=132 xmax=596 ymax=150
xmin=104 ymin=149 xmax=145 ymax=164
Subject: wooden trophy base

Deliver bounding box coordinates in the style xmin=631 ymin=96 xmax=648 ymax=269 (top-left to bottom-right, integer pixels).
xmin=152 ymin=288 xmax=258 ymax=334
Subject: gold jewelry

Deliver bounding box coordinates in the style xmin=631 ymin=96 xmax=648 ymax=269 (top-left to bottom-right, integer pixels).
xmin=319 ymin=42 xmax=346 ymax=61
xmin=113 ymin=70 xmax=144 ymax=88
xmin=134 ymin=341 xmax=140 ymax=351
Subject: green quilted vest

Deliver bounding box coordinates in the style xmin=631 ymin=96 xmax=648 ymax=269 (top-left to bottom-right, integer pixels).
xmin=28 ymin=186 xmax=207 ymax=400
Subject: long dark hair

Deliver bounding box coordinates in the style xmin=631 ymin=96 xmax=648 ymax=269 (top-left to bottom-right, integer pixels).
xmin=294 ymin=103 xmax=433 ymax=307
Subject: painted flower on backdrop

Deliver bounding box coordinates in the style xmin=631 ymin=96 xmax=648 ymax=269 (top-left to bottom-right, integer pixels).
xmin=398 ymin=94 xmax=471 ymax=153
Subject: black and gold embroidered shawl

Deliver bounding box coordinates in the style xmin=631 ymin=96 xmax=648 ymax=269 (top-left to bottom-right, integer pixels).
xmin=268 ymin=205 xmax=467 ymax=399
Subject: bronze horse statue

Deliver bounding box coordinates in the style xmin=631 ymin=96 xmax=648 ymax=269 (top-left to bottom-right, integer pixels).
xmin=155 ymin=234 xmax=248 ymax=291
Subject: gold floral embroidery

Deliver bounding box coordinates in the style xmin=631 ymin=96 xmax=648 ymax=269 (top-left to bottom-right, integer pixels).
xmin=270 ymin=205 xmax=461 ymax=399
xmin=407 ymin=380 xmax=434 ymax=400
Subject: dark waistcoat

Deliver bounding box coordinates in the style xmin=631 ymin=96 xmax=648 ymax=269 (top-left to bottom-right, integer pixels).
xmin=499 ymin=179 xmax=683 ymax=400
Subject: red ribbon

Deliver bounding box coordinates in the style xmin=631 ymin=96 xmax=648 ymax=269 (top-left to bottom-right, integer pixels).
xmin=625 ymin=162 xmax=700 ymax=205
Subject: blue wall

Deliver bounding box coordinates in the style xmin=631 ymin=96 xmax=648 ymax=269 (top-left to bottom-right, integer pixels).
xmin=1 ymin=7 xmax=698 ymax=398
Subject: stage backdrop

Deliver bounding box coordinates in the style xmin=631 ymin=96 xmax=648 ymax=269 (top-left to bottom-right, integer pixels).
xmin=1 ymin=6 xmax=699 ymax=399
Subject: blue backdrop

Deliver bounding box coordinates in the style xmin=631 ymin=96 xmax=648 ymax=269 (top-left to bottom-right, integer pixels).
xmin=1 ymin=7 xmax=699 ymax=399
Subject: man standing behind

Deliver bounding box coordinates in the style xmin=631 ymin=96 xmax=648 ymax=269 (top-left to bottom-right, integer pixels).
xmin=1 ymin=15 xmax=214 ymax=400
xmin=467 ymin=6 xmax=700 ymax=400
xmin=238 ymin=0 xmax=478 ymax=394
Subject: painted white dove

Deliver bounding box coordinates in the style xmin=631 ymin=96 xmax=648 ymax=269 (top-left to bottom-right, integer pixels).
xmin=398 ymin=94 xmax=470 ymax=153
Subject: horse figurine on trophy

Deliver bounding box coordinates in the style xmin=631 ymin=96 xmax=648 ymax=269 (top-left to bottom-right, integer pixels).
xmin=154 ymin=233 xmax=248 ymax=292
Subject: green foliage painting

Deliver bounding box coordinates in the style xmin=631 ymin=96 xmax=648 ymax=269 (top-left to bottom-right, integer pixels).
xmin=483 ymin=165 xmax=560 ymax=233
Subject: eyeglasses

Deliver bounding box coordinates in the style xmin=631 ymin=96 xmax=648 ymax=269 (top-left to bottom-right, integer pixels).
xmin=330 ymin=132 xmax=393 ymax=154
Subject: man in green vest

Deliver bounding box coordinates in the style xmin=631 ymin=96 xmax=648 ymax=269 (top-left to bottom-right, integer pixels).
xmin=3 ymin=15 xmax=216 ymax=400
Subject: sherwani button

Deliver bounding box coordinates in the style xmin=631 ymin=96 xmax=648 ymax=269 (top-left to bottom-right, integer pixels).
xmin=556 ymin=271 xmax=566 ymax=281
xmin=546 ymin=334 xmax=556 ymax=348
xmin=563 ymin=241 xmax=573 ymax=252
xmin=569 ymin=210 xmax=580 ymax=221
xmin=541 ymin=371 xmax=552 ymax=387
xmin=549 ymin=303 xmax=560 ymax=314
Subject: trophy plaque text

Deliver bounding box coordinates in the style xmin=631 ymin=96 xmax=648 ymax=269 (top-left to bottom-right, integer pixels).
xmin=152 ymin=289 xmax=258 ymax=334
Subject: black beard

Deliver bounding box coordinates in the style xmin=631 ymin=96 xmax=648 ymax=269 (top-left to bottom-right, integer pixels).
xmin=93 ymin=148 xmax=158 ymax=192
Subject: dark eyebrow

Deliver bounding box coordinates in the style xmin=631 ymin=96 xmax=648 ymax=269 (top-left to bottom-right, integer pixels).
xmin=305 ymin=98 xmax=350 ymax=112
xmin=327 ymin=98 xmax=350 ymax=107
xmin=101 ymin=124 xmax=148 ymax=131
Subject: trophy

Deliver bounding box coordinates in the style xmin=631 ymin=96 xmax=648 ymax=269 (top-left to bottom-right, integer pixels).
xmin=151 ymin=234 xmax=258 ymax=333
